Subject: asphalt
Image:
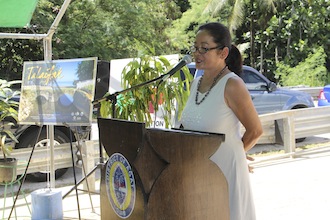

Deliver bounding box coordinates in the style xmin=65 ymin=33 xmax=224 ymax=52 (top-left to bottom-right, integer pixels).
xmin=1 ymin=141 xmax=330 ymax=220
xmin=251 ymin=145 xmax=330 ymax=220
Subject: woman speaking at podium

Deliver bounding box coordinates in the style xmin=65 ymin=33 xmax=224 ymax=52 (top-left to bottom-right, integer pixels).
xmin=179 ymin=22 xmax=263 ymax=220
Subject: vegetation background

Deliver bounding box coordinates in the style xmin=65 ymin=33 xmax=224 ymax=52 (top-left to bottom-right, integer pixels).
xmin=0 ymin=0 xmax=329 ymax=87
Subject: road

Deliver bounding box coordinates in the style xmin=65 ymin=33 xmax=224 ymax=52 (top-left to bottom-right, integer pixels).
xmin=251 ymin=146 xmax=330 ymax=220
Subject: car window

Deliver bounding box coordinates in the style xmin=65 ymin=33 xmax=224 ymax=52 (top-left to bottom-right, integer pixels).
xmin=241 ymin=69 xmax=268 ymax=91
xmin=188 ymin=67 xmax=196 ymax=76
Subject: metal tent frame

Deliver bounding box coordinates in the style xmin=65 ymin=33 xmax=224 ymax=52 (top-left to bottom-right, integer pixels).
xmin=0 ymin=0 xmax=72 ymax=187
xmin=0 ymin=1 xmax=89 ymax=219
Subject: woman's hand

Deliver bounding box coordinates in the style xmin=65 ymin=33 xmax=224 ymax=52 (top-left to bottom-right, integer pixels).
xmin=246 ymin=155 xmax=255 ymax=173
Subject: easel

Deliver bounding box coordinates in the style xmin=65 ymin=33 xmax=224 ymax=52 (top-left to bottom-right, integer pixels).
xmin=8 ymin=57 xmax=99 ymax=220
xmin=7 ymin=124 xmax=42 ymax=219
xmin=7 ymin=123 xmax=90 ymax=220
xmin=61 ymin=121 xmax=103 ymax=218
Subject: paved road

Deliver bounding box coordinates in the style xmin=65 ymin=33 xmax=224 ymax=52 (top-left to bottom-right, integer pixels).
xmin=251 ymin=146 xmax=330 ymax=220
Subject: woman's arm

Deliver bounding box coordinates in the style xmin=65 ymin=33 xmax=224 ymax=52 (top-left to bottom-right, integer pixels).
xmin=225 ymin=77 xmax=263 ymax=152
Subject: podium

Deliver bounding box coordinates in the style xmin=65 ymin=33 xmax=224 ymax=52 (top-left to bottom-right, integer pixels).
xmin=98 ymin=118 xmax=229 ymax=220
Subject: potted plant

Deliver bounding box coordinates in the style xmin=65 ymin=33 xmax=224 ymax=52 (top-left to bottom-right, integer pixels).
xmin=0 ymin=79 xmax=20 ymax=183
xmin=100 ymin=50 xmax=193 ymax=128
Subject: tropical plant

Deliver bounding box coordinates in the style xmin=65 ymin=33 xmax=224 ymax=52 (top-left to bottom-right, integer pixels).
xmin=100 ymin=51 xmax=193 ymax=128
xmin=0 ymin=80 xmax=20 ymax=160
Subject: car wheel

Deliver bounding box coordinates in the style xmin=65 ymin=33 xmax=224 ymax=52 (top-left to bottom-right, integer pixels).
xmin=292 ymin=106 xmax=307 ymax=143
xmin=16 ymin=128 xmax=71 ymax=182
xmin=295 ymin=137 xmax=306 ymax=143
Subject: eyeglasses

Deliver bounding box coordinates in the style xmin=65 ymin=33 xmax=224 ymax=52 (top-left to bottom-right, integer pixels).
xmin=190 ymin=45 xmax=224 ymax=54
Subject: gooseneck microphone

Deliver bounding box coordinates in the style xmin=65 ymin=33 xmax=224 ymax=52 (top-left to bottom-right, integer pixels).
xmin=160 ymin=55 xmax=193 ymax=82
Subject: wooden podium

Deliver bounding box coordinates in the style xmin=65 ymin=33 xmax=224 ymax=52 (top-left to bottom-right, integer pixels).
xmin=98 ymin=118 xmax=229 ymax=220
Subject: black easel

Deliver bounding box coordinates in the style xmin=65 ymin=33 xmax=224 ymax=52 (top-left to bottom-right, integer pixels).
xmin=8 ymin=125 xmax=43 ymax=219
xmin=61 ymin=123 xmax=101 ymax=210
xmin=7 ymin=124 xmax=86 ymax=220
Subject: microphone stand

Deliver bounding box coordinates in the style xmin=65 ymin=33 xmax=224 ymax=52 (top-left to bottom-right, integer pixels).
xmin=92 ymin=68 xmax=177 ymax=117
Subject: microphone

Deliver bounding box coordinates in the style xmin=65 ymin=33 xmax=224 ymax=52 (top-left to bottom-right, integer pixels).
xmin=160 ymin=55 xmax=192 ymax=82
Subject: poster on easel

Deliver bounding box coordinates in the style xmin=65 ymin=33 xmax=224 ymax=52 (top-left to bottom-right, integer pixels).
xmin=18 ymin=57 xmax=98 ymax=126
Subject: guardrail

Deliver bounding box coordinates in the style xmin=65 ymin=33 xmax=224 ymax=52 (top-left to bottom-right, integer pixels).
xmin=284 ymin=86 xmax=322 ymax=100
xmin=256 ymin=106 xmax=330 ymax=153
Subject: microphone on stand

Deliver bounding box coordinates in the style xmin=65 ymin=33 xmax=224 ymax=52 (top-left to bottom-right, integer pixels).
xmin=159 ymin=55 xmax=192 ymax=83
xmin=153 ymin=55 xmax=192 ymax=127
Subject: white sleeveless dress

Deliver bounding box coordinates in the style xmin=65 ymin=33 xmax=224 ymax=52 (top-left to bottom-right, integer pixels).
xmin=180 ymin=72 xmax=256 ymax=220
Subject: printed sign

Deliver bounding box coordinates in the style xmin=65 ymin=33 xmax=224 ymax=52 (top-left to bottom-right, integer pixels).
xmin=18 ymin=57 xmax=97 ymax=125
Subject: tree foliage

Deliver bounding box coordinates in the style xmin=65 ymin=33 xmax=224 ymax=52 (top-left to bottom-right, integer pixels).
xmin=0 ymin=0 xmax=182 ymax=81
xmin=205 ymin=0 xmax=277 ymax=32
xmin=275 ymin=47 xmax=327 ymax=86
xmin=0 ymin=38 xmax=43 ymax=82
xmin=239 ymin=0 xmax=330 ymax=82
xmin=0 ymin=0 xmax=329 ymax=87
xmin=165 ymin=0 xmax=232 ymax=53
xmin=76 ymin=59 xmax=95 ymax=81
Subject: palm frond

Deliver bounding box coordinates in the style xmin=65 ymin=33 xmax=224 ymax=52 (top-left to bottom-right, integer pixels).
xmin=204 ymin=0 xmax=227 ymax=16
xmin=258 ymin=0 xmax=277 ymax=13
xmin=228 ymin=0 xmax=244 ymax=31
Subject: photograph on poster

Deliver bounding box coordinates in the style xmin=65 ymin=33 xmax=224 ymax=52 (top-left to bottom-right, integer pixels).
xmin=18 ymin=57 xmax=97 ymax=125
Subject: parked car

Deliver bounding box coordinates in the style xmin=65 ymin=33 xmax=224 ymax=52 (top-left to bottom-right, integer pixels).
xmin=188 ymin=63 xmax=315 ymax=114
xmin=2 ymin=89 xmax=91 ymax=182
xmin=317 ymin=85 xmax=330 ymax=106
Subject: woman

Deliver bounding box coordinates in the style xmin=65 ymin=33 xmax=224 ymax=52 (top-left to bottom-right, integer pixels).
xmin=179 ymin=22 xmax=263 ymax=220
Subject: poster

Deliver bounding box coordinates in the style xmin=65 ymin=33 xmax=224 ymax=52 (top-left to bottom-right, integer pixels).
xmin=18 ymin=57 xmax=97 ymax=125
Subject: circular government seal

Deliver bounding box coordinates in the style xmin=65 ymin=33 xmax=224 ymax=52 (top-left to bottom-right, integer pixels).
xmin=105 ymin=153 xmax=136 ymax=218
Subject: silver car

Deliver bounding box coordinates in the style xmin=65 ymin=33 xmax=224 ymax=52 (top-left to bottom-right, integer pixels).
xmin=188 ymin=63 xmax=315 ymax=114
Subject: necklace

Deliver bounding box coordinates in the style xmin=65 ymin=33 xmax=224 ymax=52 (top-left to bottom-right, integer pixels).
xmin=195 ymin=66 xmax=228 ymax=105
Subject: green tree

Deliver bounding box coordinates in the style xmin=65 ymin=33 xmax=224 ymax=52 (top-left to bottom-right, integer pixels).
xmin=0 ymin=0 xmax=183 ymax=81
xmin=205 ymin=0 xmax=278 ymax=67
xmin=76 ymin=60 xmax=95 ymax=81
xmin=249 ymin=0 xmax=330 ymax=82
xmin=275 ymin=47 xmax=327 ymax=86
xmin=51 ymin=0 xmax=182 ymax=60
xmin=0 ymin=38 xmax=43 ymax=82
xmin=165 ymin=0 xmax=228 ymax=53
xmin=2 ymin=0 xmax=329 ymax=89
xmin=273 ymin=0 xmax=329 ymax=66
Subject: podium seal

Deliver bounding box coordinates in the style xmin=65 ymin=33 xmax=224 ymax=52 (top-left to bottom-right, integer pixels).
xmin=106 ymin=153 xmax=136 ymax=218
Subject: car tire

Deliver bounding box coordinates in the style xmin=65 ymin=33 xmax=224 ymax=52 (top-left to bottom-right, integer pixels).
xmin=295 ymin=137 xmax=306 ymax=143
xmin=292 ymin=106 xmax=307 ymax=143
xmin=16 ymin=128 xmax=71 ymax=182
